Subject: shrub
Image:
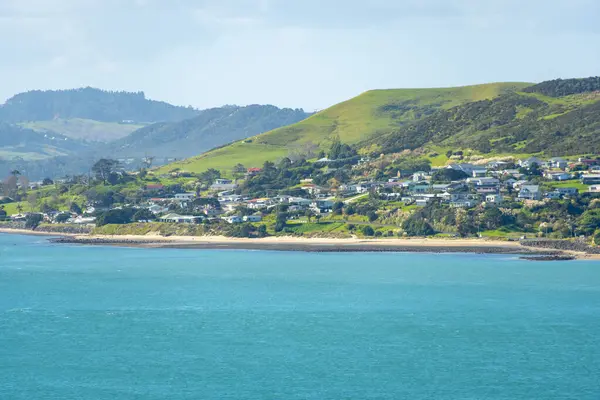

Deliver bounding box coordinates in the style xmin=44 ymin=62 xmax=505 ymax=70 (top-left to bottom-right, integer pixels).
xmin=402 ymin=217 xmax=435 ymax=236
xmin=25 ymin=214 xmax=44 ymax=229
xmin=367 ymin=211 xmax=378 ymax=222
xmin=55 ymin=213 xmax=71 ymax=223
xmin=361 ymin=225 xmax=375 ymax=236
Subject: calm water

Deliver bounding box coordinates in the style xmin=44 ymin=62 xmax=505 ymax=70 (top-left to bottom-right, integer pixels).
xmin=1 ymin=234 xmax=600 ymax=399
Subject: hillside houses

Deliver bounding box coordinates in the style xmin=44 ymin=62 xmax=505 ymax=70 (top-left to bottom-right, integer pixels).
xmin=518 ymin=185 xmax=541 ymax=201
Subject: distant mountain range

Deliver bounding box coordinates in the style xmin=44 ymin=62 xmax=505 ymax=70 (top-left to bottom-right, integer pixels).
xmin=0 ymin=88 xmax=310 ymax=179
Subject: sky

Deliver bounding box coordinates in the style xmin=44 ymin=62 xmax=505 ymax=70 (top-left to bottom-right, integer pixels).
xmin=1 ymin=0 xmax=599 ymax=111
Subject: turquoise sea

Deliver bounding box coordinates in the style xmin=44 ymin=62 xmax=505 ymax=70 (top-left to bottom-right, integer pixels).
xmin=1 ymin=233 xmax=600 ymax=399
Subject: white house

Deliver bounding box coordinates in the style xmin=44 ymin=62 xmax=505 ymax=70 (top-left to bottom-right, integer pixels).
xmin=222 ymin=215 xmax=243 ymax=224
xmin=148 ymin=204 xmax=169 ymax=214
xmin=556 ymin=187 xmax=578 ymax=196
xmin=174 ymin=193 xmax=196 ymax=201
xmin=310 ymin=200 xmax=334 ymax=213
xmin=243 ymin=215 xmax=262 ymax=222
xmin=519 ymin=157 xmax=542 ymax=168
xmin=544 ymin=172 xmax=571 ymax=181
xmin=589 ymin=185 xmax=600 ymax=193
xmin=159 ymin=213 xmax=199 ymax=224
xmin=210 ymin=179 xmax=237 ymax=191
xmin=518 ymin=185 xmax=541 ymax=200
xmin=472 ymin=168 xmax=488 ymax=178
xmin=548 ymin=158 xmax=568 ymax=169
xmin=581 ymin=174 xmax=600 ymax=185
xmin=485 ymin=194 xmax=504 ymax=204
xmin=415 ymin=198 xmax=431 ymax=207
xmin=545 ymin=191 xmax=562 ymax=200
xmin=412 ymin=171 xmax=430 ymax=182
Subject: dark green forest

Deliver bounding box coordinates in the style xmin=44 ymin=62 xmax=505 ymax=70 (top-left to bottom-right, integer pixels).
xmin=0 ymin=87 xmax=199 ymax=123
xmin=523 ymin=77 xmax=600 ymax=97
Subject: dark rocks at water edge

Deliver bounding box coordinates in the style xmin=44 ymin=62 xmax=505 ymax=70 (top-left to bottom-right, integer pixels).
xmin=520 ymin=255 xmax=576 ymax=261
xmin=51 ymin=236 xmax=556 ymax=255
xmin=521 ymin=239 xmax=600 ymax=254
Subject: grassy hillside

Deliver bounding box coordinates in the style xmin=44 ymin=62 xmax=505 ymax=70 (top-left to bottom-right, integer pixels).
xmin=161 ymin=82 xmax=531 ymax=174
xmin=104 ymin=105 xmax=309 ymax=159
xmin=20 ymin=118 xmax=145 ymax=142
xmin=0 ymin=123 xmax=90 ymax=161
xmin=364 ymin=80 xmax=600 ymax=157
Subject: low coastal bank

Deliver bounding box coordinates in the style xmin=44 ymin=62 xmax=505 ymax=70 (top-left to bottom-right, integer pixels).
xmin=49 ymin=235 xmax=555 ymax=256
xmin=2 ymin=226 xmax=598 ymax=260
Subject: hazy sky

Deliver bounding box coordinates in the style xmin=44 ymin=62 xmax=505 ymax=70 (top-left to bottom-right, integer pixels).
xmin=1 ymin=0 xmax=599 ymax=110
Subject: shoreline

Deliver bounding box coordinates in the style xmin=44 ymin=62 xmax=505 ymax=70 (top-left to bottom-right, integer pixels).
xmin=2 ymin=227 xmax=599 ymax=259
xmin=0 ymin=228 xmax=78 ymax=237
xmin=49 ymin=233 xmax=568 ymax=257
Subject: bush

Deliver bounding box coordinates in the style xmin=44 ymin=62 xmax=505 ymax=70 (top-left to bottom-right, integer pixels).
xmin=361 ymin=225 xmax=375 ymax=236
xmin=55 ymin=213 xmax=71 ymax=223
xmin=96 ymin=208 xmax=136 ymax=227
xmin=367 ymin=211 xmax=378 ymax=222
xmin=70 ymin=202 xmax=83 ymax=215
xmin=402 ymin=217 xmax=435 ymax=236
xmin=133 ymin=209 xmax=156 ymax=222
xmin=25 ymin=214 xmax=44 ymax=229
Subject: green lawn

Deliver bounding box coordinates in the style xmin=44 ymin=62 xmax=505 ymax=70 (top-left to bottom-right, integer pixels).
xmin=480 ymin=226 xmax=530 ymax=239
xmin=545 ymin=180 xmax=589 ymax=193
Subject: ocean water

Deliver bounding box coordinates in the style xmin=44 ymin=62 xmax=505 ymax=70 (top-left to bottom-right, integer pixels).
xmin=1 ymin=234 xmax=600 ymax=399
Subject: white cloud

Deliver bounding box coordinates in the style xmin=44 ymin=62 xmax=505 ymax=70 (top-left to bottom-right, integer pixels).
xmin=0 ymin=0 xmax=599 ymax=109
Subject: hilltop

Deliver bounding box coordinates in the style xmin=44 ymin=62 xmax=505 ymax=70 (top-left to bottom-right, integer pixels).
xmin=0 ymin=87 xmax=198 ymax=124
xmin=160 ymin=82 xmax=531 ymax=173
xmin=362 ymin=77 xmax=600 ymax=157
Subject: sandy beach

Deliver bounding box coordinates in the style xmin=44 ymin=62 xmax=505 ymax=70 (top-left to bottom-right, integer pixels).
xmin=54 ymin=233 xmax=557 ymax=256
xmin=3 ymin=227 xmax=599 ymax=259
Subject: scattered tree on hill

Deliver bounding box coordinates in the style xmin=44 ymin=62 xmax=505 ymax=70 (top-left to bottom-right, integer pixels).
xmin=304 ymin=209 xmax=315 ymax=222
xmin=361 ymin=225 xmax=375 ymax=236
xmin=25 ymin=213 xmax=43 ymax=230
xmin=70 ymin=202 xmax=83 ymax=215
xmin=332 ymin=201 xmax=344 ymax=215
xmin=96 ymin=208 xmax=136 ymax=226
xmin=55 ymin=213 xmax=71 ymax=223
xmin=232 ymin=163 xmax=246 ymax=180
xmin=274 ymin=212 xmax=288 ymax=232
xmin=42 ymin=178 xmax=54 ymax=186
xmin=402 ymin=216 xmax=434 ymax=236
xmin=198 ymin=168 xmax=221 ymax=187
xmin=328 ymin=136 xmax=357 ymax=160
xmin=432 ymin=168 xmax=469 ymax=182
xmin=92 ymin=159 xmax=120 ymax=183
xmin=133 ymin=208 xmax=155 ymax=222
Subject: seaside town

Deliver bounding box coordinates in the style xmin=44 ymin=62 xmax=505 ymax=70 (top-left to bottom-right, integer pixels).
xmin=2 ymin=147 xmax=600 ymax=246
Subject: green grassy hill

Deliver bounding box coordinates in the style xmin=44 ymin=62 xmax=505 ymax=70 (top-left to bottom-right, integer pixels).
xmin=364 ymin=78 xmax=600 ymax=157
xmin=160 ymin=82 xmax=531 ymax=174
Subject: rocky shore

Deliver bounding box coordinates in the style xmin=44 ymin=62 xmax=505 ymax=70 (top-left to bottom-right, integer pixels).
xmin=50 ymin=235 xmax=556 ymax=256
xmin=520 ymin=239 xmax=600 ymax=254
